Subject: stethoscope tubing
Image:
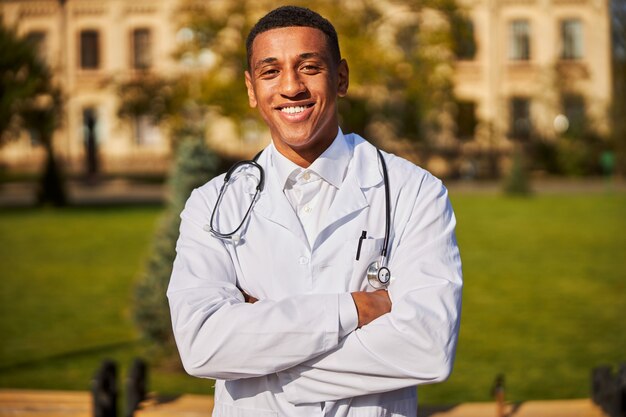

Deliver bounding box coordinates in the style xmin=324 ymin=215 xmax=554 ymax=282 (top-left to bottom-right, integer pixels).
xmin=209 ymin=147 xmax=392 ymax=288
xmin=208 ymin=154 xmax=264 ymax=240
xmin=376 ymin=149 xmax=391 ymax=261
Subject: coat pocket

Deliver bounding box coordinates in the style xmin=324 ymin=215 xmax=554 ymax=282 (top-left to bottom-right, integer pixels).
xmin=350 ymin=237 xmax=384 ymax=290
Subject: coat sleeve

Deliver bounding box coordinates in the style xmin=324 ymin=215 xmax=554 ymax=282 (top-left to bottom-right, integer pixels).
xmin=167 ymin=188 xmax=344 ymax=380
xmin=276 ymin=174 xmax=463 ymax=404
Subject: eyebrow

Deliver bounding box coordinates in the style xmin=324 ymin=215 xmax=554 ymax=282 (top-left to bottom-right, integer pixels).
xmin=254 ymin=57 xmax=278 ymax=70
xmin=253 ymin=52 xmax=324 ymax=71
xmin=299 ymin=52 xmax=323 ymax=60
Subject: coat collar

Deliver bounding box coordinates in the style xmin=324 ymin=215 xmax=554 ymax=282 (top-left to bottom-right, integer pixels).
xmin=270 ymin=129 xmax=351 ymax=191
xmin=347 ymin=133 xmax=385 ymax=190
xmin=252 ymin=131 xmax=384 ymax=242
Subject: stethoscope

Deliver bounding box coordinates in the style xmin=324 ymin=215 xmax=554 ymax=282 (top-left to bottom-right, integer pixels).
xmin=207 ymin=148 xmax=392 ymax=289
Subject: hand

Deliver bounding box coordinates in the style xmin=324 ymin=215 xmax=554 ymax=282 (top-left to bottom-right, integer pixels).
xmin=242 ymin=290 xmax=258 ymax=304
xmin=351 ymin=289 xmax=391 ymax=328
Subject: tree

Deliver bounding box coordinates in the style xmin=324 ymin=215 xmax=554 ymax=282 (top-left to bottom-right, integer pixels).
xmin=119 ymin=0 xmax=463 ymax=155
xmin=0 ymin=23 xmax=66 ymax=205
xmin=133 ymin=136 xmax=220 ymax=359
xmin=611 ymin=0 xmax=626 ymax=175
xmin=116 ymin=74 xmax=190 ymax=141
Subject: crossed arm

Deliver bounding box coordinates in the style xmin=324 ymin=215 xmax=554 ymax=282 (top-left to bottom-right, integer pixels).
xmin=244 ymin=289 xmax=391 ymax=329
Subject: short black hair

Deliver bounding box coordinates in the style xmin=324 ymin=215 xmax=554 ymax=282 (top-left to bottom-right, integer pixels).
xmin=246 ymin=6 xmax=341 ymax=69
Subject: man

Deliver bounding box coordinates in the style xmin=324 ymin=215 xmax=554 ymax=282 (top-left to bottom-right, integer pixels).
xmin=167 ymin=6 xmax=463 ymax=417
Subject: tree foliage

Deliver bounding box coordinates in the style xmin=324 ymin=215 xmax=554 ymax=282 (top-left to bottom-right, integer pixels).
xmin=0 ymin=22 xmax=66 ymax=205
xmin=118 ymin=0 xmax=467 ymax=150
xmin=611 ymin=0 xmax=626 ymax=175
xmin=0 ymin=24 xmax=62 ymax=143
xmin=178 ymin=0 xmax=461 ymax=146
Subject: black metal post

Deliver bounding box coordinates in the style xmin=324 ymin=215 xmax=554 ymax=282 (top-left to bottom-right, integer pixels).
xmin=92 ymin=359 xmax=118 ymax=417
xmin=125 ymin=358 xmax=148 ymax=417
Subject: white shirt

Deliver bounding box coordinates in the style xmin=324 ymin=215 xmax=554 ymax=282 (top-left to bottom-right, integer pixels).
xmin=272 ymin=133 xmax=358 ymax=338
xmin=272 ymin=131 xmax=351 ymax=248
xmin=167 ymin=131 xmax=463 ymax=417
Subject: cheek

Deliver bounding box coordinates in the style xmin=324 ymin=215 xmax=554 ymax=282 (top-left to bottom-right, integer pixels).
xmin=256 ymin=107 xmax=276 ymax=131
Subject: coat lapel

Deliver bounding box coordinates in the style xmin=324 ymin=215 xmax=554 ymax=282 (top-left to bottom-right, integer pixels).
xmin=323 ymin=172 xmax=368 ymax=232
xmin=317 ymin=136 xmax=384 ymax=245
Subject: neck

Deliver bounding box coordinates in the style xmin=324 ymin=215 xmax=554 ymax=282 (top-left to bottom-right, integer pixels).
xmin=273 ymin=132 xmax=338 ymax=168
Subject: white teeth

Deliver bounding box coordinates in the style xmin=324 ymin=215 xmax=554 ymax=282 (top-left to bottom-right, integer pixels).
xmin=281 ymin=106 xmax=307 ymax=114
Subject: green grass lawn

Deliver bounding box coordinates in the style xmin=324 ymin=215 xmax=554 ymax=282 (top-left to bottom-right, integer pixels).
xmin=0 ymin=206 xmax=209 ymax=395
xmin=0 ymin=193 xmax=624 ymax=404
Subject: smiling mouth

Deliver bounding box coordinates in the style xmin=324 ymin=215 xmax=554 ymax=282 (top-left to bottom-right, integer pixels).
xmin=278 ymin=104 xmax=314 ymax=114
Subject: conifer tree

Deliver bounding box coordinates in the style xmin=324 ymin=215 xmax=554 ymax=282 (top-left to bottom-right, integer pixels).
xmin=133 ymin=135 xmax=219 ymax=356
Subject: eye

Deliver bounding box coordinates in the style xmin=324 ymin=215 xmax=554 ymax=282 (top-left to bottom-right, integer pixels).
xmin=259 ymin=68 xmax=279 ymax=79
xmin=301 ymin=64 xmax=322 ymax=74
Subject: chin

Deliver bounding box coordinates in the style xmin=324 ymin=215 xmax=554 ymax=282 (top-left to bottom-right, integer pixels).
xmin=278 ymin=132 xmax=316 ymax=148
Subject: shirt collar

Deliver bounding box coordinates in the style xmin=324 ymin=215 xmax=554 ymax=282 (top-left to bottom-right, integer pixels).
xmin=270 ymin=128 xmax=352 ymax=190
xmin=271 ymin=144 xmax=302 ymax=191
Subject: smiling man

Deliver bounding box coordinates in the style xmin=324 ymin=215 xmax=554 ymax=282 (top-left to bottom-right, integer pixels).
xmin=167 ymin=6 xmax=463 ymax=417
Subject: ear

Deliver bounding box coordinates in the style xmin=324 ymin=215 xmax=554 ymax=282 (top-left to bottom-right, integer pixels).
xmin=337 ymin=59 xmax=349 ymax=97
xmin=245 ymin=71 xmax=258 ymax=108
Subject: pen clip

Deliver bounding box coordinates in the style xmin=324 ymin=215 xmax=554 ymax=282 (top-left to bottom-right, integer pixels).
xmin=356 ymin=230 xmax=367 ymax=261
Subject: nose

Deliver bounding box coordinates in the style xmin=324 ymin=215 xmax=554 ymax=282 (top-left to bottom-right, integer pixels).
xmin=280 ymin=69 xmax=306 ymax=97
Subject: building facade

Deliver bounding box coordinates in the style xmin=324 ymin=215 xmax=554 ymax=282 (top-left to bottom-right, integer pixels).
xmin=0 ymin=0 xmax=613 ymax=177
xmin=453 ymin=0 xmax=612 ymax=176
xmin=1 ymin=0 xmax=182 ymax=173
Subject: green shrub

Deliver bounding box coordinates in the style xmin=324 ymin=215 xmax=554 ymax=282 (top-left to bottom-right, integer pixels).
xmin=133 ymin=137 xmax=219 ymax=359
xmin=503 ymin=147 xmax=532 ymax=196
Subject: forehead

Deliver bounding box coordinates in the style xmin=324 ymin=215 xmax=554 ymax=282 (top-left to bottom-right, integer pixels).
xmin=250 ymin=26 xmax=331 ymax=64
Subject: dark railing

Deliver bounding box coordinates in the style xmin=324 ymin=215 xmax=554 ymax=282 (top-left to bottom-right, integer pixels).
xmin=591 ymin=364 xmax=626 ymax=417
xmin=92 ymin=358 xmax=148 ymax=417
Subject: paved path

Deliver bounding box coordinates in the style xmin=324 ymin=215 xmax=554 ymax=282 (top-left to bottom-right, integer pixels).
xmin=0 ymin=179 xmax=166 ymax=207
xmin=0 ymin=390 xmax=90 ymax=417
xmin=136 ymin=397 xmax=608 ymax=417
xmin=0 ymin=390 xmax=609 ymax=417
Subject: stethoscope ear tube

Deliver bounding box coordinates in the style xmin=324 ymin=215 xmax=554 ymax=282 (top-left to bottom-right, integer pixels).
xmin=224 ymin=159 xmax=265 ymax=192
xmin=208 ymin=151 xmax=265 ymax=240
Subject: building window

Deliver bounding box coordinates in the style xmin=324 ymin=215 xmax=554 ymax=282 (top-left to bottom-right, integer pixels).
xmin=80 ymin=30 xmax=100 ymax=69
xmin=562 ymin=94 xmax=586 ymax=135
xmin=455 ymin=100 xmax=478 ymax=139
xmin=453 ymin=18 xmax=477 ymax=60
xmin=509 ymin=97 xmax=531 ymax=140
xmin=509 ymin=20 xmax=531 ymax=61
xmin=132 ymin=28 xmax=152 ymax=70
xmin=561 ymin=19 xmax=583 ymax=60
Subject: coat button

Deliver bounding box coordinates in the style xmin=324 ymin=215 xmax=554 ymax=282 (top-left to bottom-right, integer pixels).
xmin=298 ymin=256 xmax=309 ymax=265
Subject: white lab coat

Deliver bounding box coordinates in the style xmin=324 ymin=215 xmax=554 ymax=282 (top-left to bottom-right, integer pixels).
xmin=167 ymin=133 xmax=463 ymax=417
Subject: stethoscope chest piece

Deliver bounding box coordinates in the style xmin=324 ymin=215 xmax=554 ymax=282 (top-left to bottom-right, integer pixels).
xmin=367 ymin=261 xmax=391 ymax=289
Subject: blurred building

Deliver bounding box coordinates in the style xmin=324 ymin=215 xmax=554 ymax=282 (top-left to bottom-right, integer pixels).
xmin=0 ymin=0 xmax=613 ymax=177
xmin=1 ymin=0 xmax=182 ymax=174
xmin=452 ymin=0 xmax=612 ymax=177
xmin=0 ymin=0 xmax=259 ymax=176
